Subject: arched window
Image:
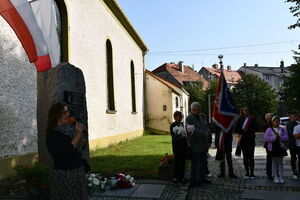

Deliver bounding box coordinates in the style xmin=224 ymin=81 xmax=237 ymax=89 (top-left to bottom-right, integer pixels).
xmin=175 ymin=97 xmax=179 ymax=108
xmin=131 ymin=61 xmax=136 ymax=113
xmin=53 ymin=0 xmax=68 ymax=62
xmin=106 ymin=40 xmax=115 ymax=111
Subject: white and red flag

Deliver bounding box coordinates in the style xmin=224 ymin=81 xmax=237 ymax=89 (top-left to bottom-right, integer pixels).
xmin=212 ymin=71 xmax=238 ymax=160
xmin=0 ymin=0 xmax=60 ymax=72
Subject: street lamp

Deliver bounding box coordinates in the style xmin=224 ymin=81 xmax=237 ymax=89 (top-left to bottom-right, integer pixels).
xmin=218 ymin=54 xmax=223 ymax=70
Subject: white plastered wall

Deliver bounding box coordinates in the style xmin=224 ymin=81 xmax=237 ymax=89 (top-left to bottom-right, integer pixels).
xmin=64 ymin=0 xmax=145 ymax=140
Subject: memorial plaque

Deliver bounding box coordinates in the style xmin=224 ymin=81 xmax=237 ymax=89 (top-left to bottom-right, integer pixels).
xmin=64 ymin=91 xmax=84 ymax=119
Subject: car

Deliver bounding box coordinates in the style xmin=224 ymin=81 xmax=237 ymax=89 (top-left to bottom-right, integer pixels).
xmin=280 ymin=117 xmax=289 ymax=129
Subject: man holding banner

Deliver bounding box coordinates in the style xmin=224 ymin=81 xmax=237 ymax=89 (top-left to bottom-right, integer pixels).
xmin=212 ymin=70 xmax=238 ymax=178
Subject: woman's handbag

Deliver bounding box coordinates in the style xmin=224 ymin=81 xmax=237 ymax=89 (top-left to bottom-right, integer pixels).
xmin=271 ymin=128 xmax=289 ymax=151
xmin=279 ymin=140 xmax=289 ymax=151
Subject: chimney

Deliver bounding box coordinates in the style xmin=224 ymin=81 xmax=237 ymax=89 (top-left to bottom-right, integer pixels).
xmin=280 ymin=60 xmax=284 ymax=73
xmin=254 ymin=64 xmax=258 ymax=67
xmin=192 ymin=64 xmax=194 ymax=70
xmin=227 ymin=65 xmax=232 ymax=71
xmin=170 ymin=62 xmax=175 ymax=64
xmin=244 ymin=63 xmax=247 ymax=67
xmin=212 ymin=64 xmax=218 ymax=69
xmin=178 ymin=61 xmax=184 ymax=73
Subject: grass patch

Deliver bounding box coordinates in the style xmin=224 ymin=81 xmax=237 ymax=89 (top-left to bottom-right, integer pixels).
xmin=90 ymin=135 xmax=173 ymax=179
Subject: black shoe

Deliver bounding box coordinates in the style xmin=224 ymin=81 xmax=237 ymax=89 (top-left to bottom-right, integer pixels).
xmin=172 ymin=178 xmax=181 ymax=184
xmin=200 ymin=179 xmax=211 ymax=184
xmin=229 ymin=174 xmax=238 ymax=179
xmin=188 ymin=182 xmax=200 ymax=188
xmin=218 ymin=174 xmax=225 ymax=178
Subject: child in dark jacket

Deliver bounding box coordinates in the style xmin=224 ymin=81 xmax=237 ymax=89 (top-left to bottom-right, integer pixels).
xmin=170 ymin=111 xmax=188 ymax=183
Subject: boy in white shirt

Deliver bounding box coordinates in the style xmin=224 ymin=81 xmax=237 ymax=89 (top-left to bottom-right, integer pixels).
xmin=292 ymin=113 xmax=300 ymax=179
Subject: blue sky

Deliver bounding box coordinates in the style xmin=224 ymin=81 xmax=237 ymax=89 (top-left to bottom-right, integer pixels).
xmin=117 ymin=0 xmax=299 ymax=71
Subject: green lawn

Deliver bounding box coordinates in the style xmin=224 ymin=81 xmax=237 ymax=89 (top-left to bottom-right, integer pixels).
xmin=90 ymin=135 xmax=173 ymax=179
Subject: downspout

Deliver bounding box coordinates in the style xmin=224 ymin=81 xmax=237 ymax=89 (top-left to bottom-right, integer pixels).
xmin=142 ymin=50 xmax=148 ymax=133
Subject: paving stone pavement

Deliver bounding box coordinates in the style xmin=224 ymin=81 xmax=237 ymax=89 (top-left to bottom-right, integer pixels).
xmin=2 ymin=134 xmax=300 ymax=200
xmin=186 ymin=133 xmax=300 ymax=200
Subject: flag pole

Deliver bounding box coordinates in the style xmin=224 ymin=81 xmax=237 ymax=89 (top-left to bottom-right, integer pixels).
xmin=218 ymin=54 xmax=225 ymax=161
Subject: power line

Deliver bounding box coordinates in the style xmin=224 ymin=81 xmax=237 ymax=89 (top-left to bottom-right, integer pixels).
xmin=148 ymin=51 xmax=292 ymax=56
xmin=149 ymin=40 xmax=300 ymax=54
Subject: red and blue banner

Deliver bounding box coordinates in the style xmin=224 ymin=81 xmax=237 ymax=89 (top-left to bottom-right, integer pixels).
xmin=212 ymin=71 xmax=238 ymax=160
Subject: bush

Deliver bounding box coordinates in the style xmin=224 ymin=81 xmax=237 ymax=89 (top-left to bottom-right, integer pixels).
xmin=14 ymin=159 xmax=50 ymax=189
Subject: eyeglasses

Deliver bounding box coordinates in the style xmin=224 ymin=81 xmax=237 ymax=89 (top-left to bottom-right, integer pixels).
xmin=63 ymin=110 xmax=70 ymax=114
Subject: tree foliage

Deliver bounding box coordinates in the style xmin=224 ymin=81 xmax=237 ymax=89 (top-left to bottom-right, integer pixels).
xmin=184 ymin=82 xmax=205 ymax=107
xmin=232 ymin=74 xmax=278 ymax=117
xmin=286 ymin=0 xmax=300 ymax=63
xmin=279 ymin=63 xmax=300 ymax=111
xmin=286 ymin=0 xmax=300 ymax=30
xmin=201 ymin=80 xmax=218 ymax=114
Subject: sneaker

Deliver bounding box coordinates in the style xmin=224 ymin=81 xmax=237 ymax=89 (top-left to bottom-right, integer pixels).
xmin=274 ymin=176 xmax=279 ymax=183
xmin=292 ymin=175 xmax=298 ymax=180
xmin=244 ymin=175 xmax=250 ymax=180
xmin=250 ymin=174 xmax=256 ymax=180
xmin=206 ymin=173 xmax=213 ymax=178
xmin=279 ymin=178 xmax=285 ymax=184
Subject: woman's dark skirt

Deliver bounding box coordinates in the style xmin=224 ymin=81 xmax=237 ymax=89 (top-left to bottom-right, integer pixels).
xmin=50 ymin=167 xmax=88 ymax=200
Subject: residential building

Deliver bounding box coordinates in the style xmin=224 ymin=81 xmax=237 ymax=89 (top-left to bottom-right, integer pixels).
xmin=238 ymin=61 xmax=291 ymax=91
xmin=199 ymin=64 xmax=242 ymax=89
xmin=0 ymin=0 xmax=147 ymax=179
xmin=145 ymin=70 xmax=189 ymax=134
xmin=152 ymin=61 xmax=209 ymax=89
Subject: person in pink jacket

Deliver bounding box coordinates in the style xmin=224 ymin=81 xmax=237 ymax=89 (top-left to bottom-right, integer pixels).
xmin=264 ymin=116 xmax=288 ymax=183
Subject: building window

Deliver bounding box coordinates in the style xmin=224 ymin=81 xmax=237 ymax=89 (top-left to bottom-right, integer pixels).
xmin=264 ymin=74 xmax=270 ymax=81
xmin=163 ymin=105 xmax=167 ymax=111
xmin=106 ymin=40 xmax=115 ymax=112
xmin=53 ymin=0 xmax=68 ymax=62
xmin=131 ymin=61 xmax=136 ymax=113
xmin=175 ymin=97 xmax=179 ymax=108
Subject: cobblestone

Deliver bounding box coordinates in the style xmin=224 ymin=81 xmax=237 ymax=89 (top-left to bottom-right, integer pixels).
xmin=2 ymin=134 xmax=300 ymax=200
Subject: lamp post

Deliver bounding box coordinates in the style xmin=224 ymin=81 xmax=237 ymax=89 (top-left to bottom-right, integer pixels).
xmin=218 ymin=54 xmax=223 ymax=70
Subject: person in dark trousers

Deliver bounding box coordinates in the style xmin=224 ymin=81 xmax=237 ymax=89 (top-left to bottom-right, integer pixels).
xmin=186 ymin=102 xmax=211 ymax=187
xmin=292 ymin=113 xmax=300 ymax=180
xmin=287 ymin=112 xmax=300 ymax=180
xmin=215 ymin=127 xmax=237 ymax=178
xmin=264 ymin=113 xmax=274 ymax=179
xmin=235 ymin=106 xmax=257 ymax=179
xmin=170 ymin=111 xmax=188 ymax=183
xmin=200 ymin=113 xmax=212 ymax=178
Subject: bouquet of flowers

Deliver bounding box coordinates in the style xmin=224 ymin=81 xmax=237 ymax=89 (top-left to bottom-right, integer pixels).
xmin=172 ymin=125 xmax=186 ymax=137
xmin=185 ymin=124 xmax=195 ymax=135
xmin=87 ymin=173 xmax=101 ymax=188
xmin=87 ymin=173 xmax=106 ymax=194
xmin=116 ymin=173 xmax=135 ymax=188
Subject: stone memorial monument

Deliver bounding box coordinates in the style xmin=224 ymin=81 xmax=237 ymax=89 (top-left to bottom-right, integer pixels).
xmin=37 ymin=63 xmax=89 ymax=167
